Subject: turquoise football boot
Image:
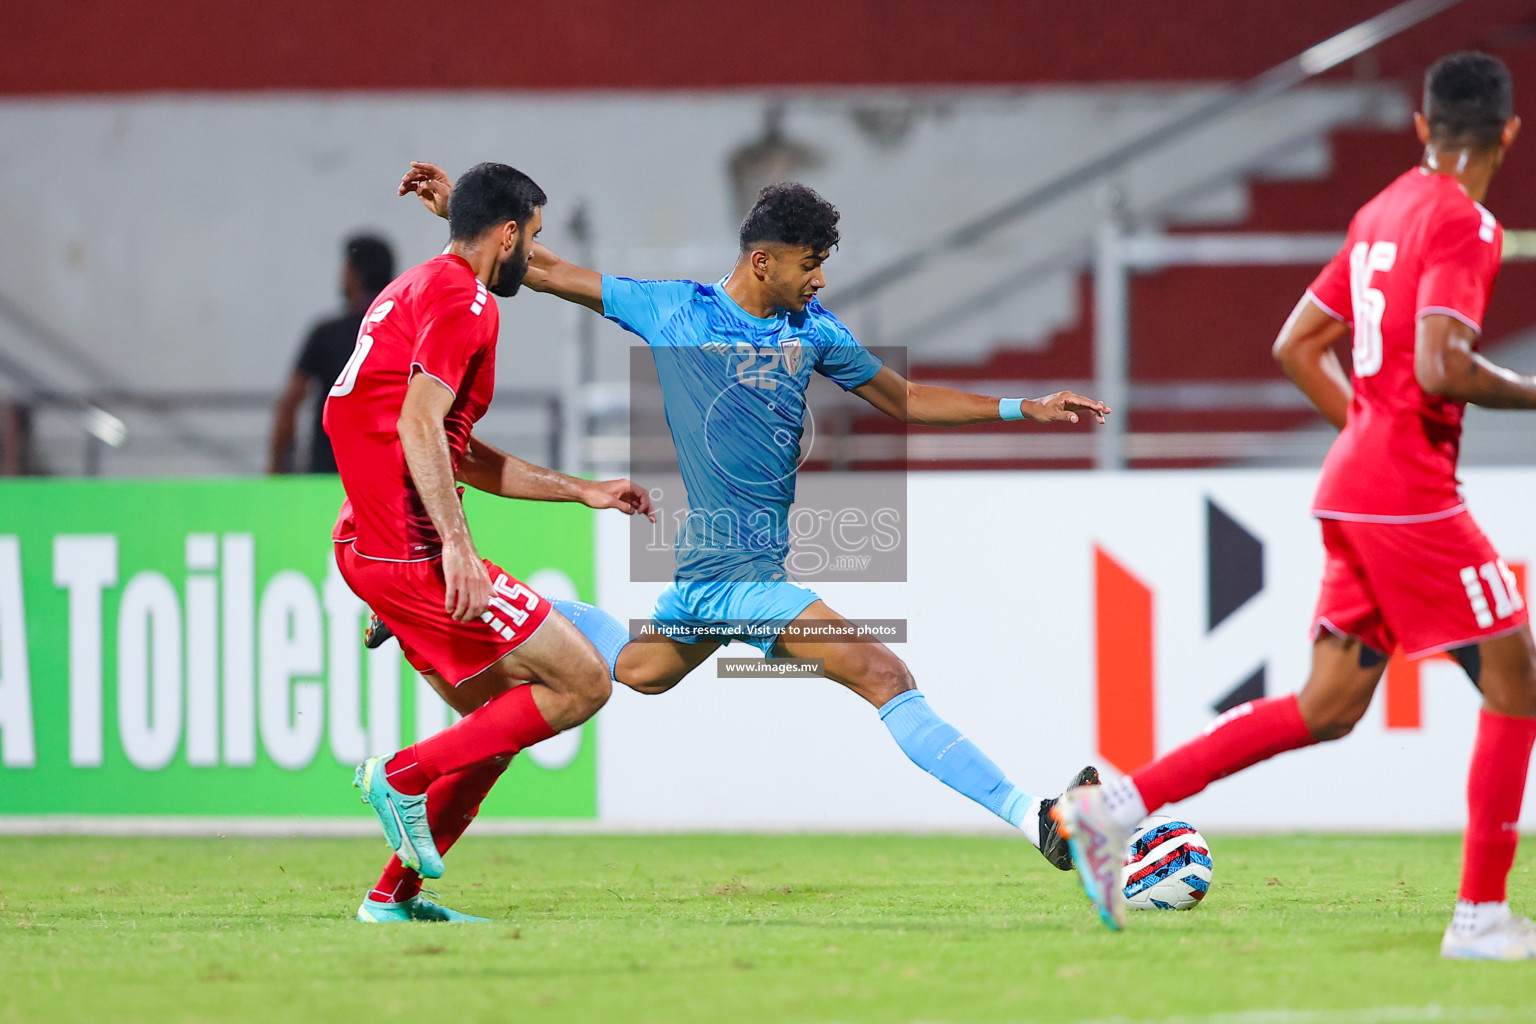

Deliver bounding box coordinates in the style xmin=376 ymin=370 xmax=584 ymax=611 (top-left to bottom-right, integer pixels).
xmin=356 ymin=893 xmax=490 ymax=924
xmin=353 ymin=755 xmax=445 ymax=879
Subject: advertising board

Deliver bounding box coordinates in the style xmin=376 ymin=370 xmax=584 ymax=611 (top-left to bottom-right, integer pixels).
xmin=0 ymin=479 xmax=596 ymax=820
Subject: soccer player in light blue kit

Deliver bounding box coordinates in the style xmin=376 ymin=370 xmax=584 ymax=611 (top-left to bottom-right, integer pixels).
xmin=400 ymin=162 xmax=1110 ymax=869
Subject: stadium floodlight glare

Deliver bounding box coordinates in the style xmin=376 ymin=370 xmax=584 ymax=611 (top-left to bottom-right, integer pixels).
xmin=83 ymin=406 xmax=127 ymax=448
xmin=1295 ymin=0 xmax=1462 ymax=77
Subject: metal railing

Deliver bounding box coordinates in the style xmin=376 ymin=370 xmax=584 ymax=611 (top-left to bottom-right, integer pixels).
xmin=0 ymin=388 xmax=563 ymax=477
xmin=1091 ymin=228 xmax=1536 ymax=467
xmin=0 ymin=259 xmax=565 ymax=477
xmin=825 ymin=0 xmax=1463 ymax=314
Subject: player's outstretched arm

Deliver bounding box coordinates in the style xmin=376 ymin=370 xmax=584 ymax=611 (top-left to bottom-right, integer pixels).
xmin=850 ymin=365 xmax=1109 ymax=426
xmin=1273 ymin=295 xmax=1352 ymax=429
xmin=524 ymin=243 xmax=604 ymax=313
xmin=1416 ymin=314 xmax=1536 ymax=409
xmin=398 ymin=374 xmax=491 ymax=622
xmin=399 ymin=161 xmax=604 ymax=313
xmin=457 ymin=435 xmax=655 ymax=520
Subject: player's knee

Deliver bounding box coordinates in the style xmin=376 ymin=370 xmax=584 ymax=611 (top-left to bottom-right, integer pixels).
xmin=1298 ymin=689 xmax=1367 ymax=742
xmin=623 ymin=674 xmax=681 ymax=696
xmin=1309 ymin=718 xmax=1353 ymax=742
xmin=574 ymin=663 xmax=612 ymax=718
xmin=1306 ymin=703 xmax=1365 ymax=742
xmin=1499 ymin=696 xmax=1536 ymax=718
xmin=1484 ymin=659 xmax=1536 ymax=717
xmin=864 ymin=655 xmax=915 ymax=705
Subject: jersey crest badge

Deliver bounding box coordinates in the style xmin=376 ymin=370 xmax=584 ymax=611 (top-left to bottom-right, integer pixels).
xmin=781 ymin=338 xmax=804 ymax=375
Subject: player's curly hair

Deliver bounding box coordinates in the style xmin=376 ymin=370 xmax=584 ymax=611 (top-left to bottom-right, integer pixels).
xmin=449 ymin=162 xmax=548 ymax=242
xmin=738 ymin=182 xmax=841 ymax=255
xmin=1424 ymin=51 xmax=1513 ymax=151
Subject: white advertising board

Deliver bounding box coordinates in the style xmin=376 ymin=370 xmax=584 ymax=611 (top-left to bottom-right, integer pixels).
xmin=595 ymin=468 xmax=1536 ymax=832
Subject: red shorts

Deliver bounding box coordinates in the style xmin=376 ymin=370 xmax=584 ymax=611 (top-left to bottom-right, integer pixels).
xmin=1312 ymin=511 xmax=1528 ymax=659
xmin=335 ymin=542 xmax=551 ymax=684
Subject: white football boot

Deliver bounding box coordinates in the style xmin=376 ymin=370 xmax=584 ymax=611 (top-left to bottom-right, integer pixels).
xmin=1441 ymin=906 xmax=1536 ymax=961
xmin=1051 ymin=784 xmax=1131 ymax=931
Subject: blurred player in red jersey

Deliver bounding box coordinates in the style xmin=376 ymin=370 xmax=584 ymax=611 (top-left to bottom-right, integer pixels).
xmin=326 ymin=162 xmax=653 ymax=923
xmin=1057 ymin=52 xmax=1536 ymax=959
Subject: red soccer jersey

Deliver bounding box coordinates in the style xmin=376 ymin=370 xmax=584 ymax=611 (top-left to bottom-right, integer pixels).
xmin=1307 ymin=168 xmax=1503 ymax=520
xmin=324 ymin=254 xmax=497 ymax=560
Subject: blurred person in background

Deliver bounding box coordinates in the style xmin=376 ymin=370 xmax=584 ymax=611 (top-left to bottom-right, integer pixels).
xmin=267 ymin=234 xmax=396 ymax=473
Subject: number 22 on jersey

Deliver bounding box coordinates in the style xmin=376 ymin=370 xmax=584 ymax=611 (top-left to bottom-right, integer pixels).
xmin=732 ymin=342 xmax=782 ymax=390
xmin=1348 ymin=241 xmax=1396 ymax=378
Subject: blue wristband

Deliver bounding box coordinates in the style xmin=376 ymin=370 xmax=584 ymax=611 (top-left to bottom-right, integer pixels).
xmin=999 ymin=398 xmax=1025 ymax=422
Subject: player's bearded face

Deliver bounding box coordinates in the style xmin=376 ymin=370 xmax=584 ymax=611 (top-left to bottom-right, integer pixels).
xmin=490 ymin=231 xmax=532 ymax=297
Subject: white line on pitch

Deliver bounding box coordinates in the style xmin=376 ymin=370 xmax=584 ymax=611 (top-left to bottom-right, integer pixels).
xmin=903 ymin=1006 xmax=1520 ymax=1024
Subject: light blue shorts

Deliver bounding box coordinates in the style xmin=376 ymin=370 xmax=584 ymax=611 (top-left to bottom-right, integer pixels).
xmin=650 ymin=580 xmax=821 ymax=655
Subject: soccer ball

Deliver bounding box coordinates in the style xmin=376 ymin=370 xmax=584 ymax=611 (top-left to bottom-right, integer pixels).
xmin=1120 ymin=814 xmax=1213 ymax=910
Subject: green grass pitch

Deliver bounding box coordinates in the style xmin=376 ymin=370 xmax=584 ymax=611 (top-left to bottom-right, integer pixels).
xmin=2 ymin=833 xmax=1534 ymax=1023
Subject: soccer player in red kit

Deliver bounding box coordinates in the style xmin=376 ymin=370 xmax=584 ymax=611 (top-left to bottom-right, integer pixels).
xmin=1057 ymin=52 xmax=1536 ymax=959
xmin=326 ymin=162 xmax=652 ymax=923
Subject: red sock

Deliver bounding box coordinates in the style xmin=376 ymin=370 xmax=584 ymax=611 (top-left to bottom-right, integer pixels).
xmin=384 ymin=685 xmax=555 ymax=795
xmin=1132 ymin=695 xmax=1317 ymax=811
xmin=1459 ymin=708 xmax=1536 ymax=904
xmin=369 ymin=755 xmax=511 ymax=904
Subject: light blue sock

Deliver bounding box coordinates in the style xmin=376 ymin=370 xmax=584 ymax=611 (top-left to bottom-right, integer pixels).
xmin=548 ymin=598 xmax=630 ymax=680
xmin=879 ymin=690 xmax=1034 ymax=829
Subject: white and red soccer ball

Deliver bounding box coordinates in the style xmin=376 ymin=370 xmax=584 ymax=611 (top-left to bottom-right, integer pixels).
xmin=1121 ymin=815 xmax=1214 ymax=910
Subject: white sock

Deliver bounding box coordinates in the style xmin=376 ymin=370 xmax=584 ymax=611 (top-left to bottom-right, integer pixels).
xmin=1102 ymin=775 xmax=1149 ymax=830
xmin=1019 ymin=798 xmax=1045 ymax=847
xmin=1452 ymin=900 xmax=1510 ymax=937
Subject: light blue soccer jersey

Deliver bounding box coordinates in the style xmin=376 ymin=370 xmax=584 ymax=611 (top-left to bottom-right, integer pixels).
xmin=602 ymin=276 xmax=882 ymax=584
